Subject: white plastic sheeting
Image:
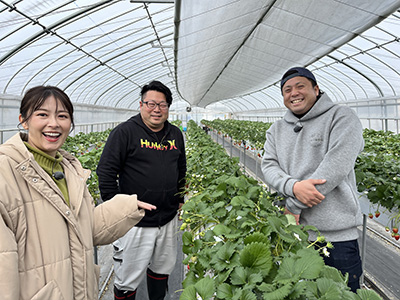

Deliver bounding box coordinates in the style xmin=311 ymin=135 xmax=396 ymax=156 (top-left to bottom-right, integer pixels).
xmin=0 ymin=0 xmax=183 ymax=110
xmin=176 ymin=0 xmax=400 ymax=111
xmin=0 ymin=0 xmax=399 ymax=115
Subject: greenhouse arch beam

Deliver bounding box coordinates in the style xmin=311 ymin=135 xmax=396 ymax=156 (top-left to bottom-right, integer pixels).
xmin=37 ymin=6 xmax=148 ymax=89
xmin=316 ymin=72 xmax=349 ymax=102
xmin=327 ymin=55 xmax=384 ymax=97
xmin=325 ymin=66 xmax=367 ymax=99
xmin=63 ymin=33 xmax=172 ymax=92
xmin=259 ymin=90 xmax=282 ymax=108
xmin=0 ymin=1 xmax=74 ymax=43
xmin=0 ymin=0 xmax=112 ymax=66
xmin=218 ymin=101 xmax=236 ymax=113
xmin=63 ymin=37 xmax=162 ymax=96
xmin=245 ymin=94 xmax=270 ymax=110
xmin=99 ymin=59 xmax=168 ymax=107
xmin=77 ymin=51 xmax=161 ymax=105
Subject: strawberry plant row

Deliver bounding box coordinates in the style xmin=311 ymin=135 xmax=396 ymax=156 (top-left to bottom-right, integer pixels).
xmin=202 ymin=119 xmax=271 ymax=151
xmin=180 ymin=120 xmax=379 ymax=299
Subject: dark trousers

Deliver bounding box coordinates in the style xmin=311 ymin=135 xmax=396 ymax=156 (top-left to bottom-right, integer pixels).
xmin=114 ymin=286 xmax=137 ymax=300
xmin=114 ymin=268 xmax=169 ymax=300
xmin=319 ymin=239 xmax=363 ymax=292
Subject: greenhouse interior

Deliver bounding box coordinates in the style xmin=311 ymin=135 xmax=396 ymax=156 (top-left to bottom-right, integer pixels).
xmin=1 ymin=0 xmax=400 ymax=299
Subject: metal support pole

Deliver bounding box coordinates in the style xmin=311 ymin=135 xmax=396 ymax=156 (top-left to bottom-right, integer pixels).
xmin=242 ymin=140 xmax=246 ymax=172
xmin=230 ymin=137 xmax=233 ymax=158
xmin=360 ymin=213 xmax=367 ymax=286
xmin=255 ymin=152 xmax=259 ymax=180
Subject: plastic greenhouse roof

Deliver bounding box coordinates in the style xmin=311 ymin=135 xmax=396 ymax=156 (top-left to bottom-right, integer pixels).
xmin=1 ymin=0 xmax=400 ymax=114
xmin=0 ymin=0 xmax=178 ymax=111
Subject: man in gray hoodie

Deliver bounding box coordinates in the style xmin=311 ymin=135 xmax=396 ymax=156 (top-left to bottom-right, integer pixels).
xmin=261 ymin=67 xmax=364 ymax=292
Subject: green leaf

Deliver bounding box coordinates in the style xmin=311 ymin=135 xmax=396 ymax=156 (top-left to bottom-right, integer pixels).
xmin=275 ymin=256 xmax=299 ymax=283
xmin=193 ymin=239 xmax=203 ymax=253
xmin=262 ymin=284 xmax=292 ymax=300
xmin=266 ymin=216 xmax=284 ymax=233
xmin=290 ymin=280 xmax=308 ymax=298
xmin=230 ymin=196 xmax=248 ymax=207
xmin=295 ymin=248 xmax=325 ymax=280
xmin=182 ymin=244 xmax=193 ymax=255
xmin=356 ymin=288 xmax=382 ymax=300
xmin=285 ymin=213 xmax=297 ymax=225
xmin=230 ymin=266 xmax=247 ymax=285
xmin=180 ymin=285 xmax=197 ymax=300
xmin=216 ymin=240 xmax=236 ymax=261
xmin=214 ymin=201 xmax=227 ymax=209
xmin=195 ymin=276 xmax=215 ymax=299
xmin=216 ymin=283 xmax=233 ymax=299
xmin=258 ymin=282 xmax=275 ymax=292
xmin=213 ymin=224 xmax=231 ymax=236
xmin=239 ymin=242 xmax=272 ymax=274
xmin=211 ymin=189 xmax=225 ymax=198
xmin=244 ymin=232 xmax=270 ymax=246
xmin=215 ymin=207 xmax=227 ymax=217
xmin=182 ymin=231 xmax=193 ymax=246
xmin=226 ymin=176 xmax=248 ymax=190
xmin=316 ymin=278 xmax=343 ymax=299
xmin=246 ymin=185 xmax=260 ymax=200
xmin=182 ymin=271 xmax=197 ymax=289
xmin=320 ymin=265 xmax=348 ymax=284
xmin=248 ymin=272 xmax=263 ymax=285
xmin=240 ymin=289 xmax=257 ymax=300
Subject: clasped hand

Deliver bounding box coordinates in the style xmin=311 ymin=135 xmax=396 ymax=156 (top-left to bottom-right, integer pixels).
xmin=293 ymin=179 xmax=326 ymax=207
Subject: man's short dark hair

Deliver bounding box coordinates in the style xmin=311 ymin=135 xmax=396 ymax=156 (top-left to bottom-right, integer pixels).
xmin=140 ymin=81 xmax=173 ymax=105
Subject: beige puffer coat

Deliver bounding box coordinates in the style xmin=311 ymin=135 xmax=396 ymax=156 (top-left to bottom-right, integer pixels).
xmin=0 ymin=133 xmax=145 ymax=300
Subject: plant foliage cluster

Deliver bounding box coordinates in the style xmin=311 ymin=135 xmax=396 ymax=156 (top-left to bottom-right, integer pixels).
xmin=355 ymin=129 xmax=400 ymax=211
xmin=180 ymin=120 xmax=380 ymax=300
xmin=62 ymin=129 xmax=111 ymax=204
xmin=201 ymin=119 xmax=271 ymax=151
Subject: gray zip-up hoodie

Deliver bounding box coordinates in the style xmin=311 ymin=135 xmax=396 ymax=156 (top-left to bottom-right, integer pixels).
xmin=261 ymin=93 xmax=364 ymax=242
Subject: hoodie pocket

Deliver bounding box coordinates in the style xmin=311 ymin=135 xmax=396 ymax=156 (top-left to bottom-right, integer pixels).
xmin=165 ymin=187 xmax=180 ymax=209
xmin=140 ymin=190 xmax=163 ymax=216
xmin=112 ymin=240 xmax=124 ymax=264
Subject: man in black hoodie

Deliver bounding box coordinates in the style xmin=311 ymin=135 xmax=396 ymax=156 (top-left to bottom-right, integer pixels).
xmin=97 ymin=81 xmax=187 ymax=300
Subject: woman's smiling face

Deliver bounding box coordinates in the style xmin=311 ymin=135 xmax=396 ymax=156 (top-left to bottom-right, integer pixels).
xmin=19 ymin=95 xmax=71 ymax=157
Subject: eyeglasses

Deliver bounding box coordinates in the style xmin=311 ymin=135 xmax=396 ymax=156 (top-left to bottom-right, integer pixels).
xmin=143 ymin=101 xmax=169 ymax=111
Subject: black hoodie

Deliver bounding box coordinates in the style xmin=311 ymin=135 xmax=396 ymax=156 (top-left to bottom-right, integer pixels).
xmin=97 ymin=114 xmax=187 ymax=227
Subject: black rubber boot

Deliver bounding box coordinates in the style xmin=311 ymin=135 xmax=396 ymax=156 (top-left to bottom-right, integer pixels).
xmin=146 ymin=268 xmax=169 ymax=300
xmin=114 ymin=285 xmax=137 ymax=300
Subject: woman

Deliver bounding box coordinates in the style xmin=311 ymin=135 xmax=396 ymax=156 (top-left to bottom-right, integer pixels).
xmin=0 ymin=86 xmax=155 ymax=299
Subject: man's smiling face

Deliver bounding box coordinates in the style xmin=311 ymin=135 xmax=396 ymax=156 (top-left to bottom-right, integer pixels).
xmin=282 ymin=76 xmax=319 ymax=115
